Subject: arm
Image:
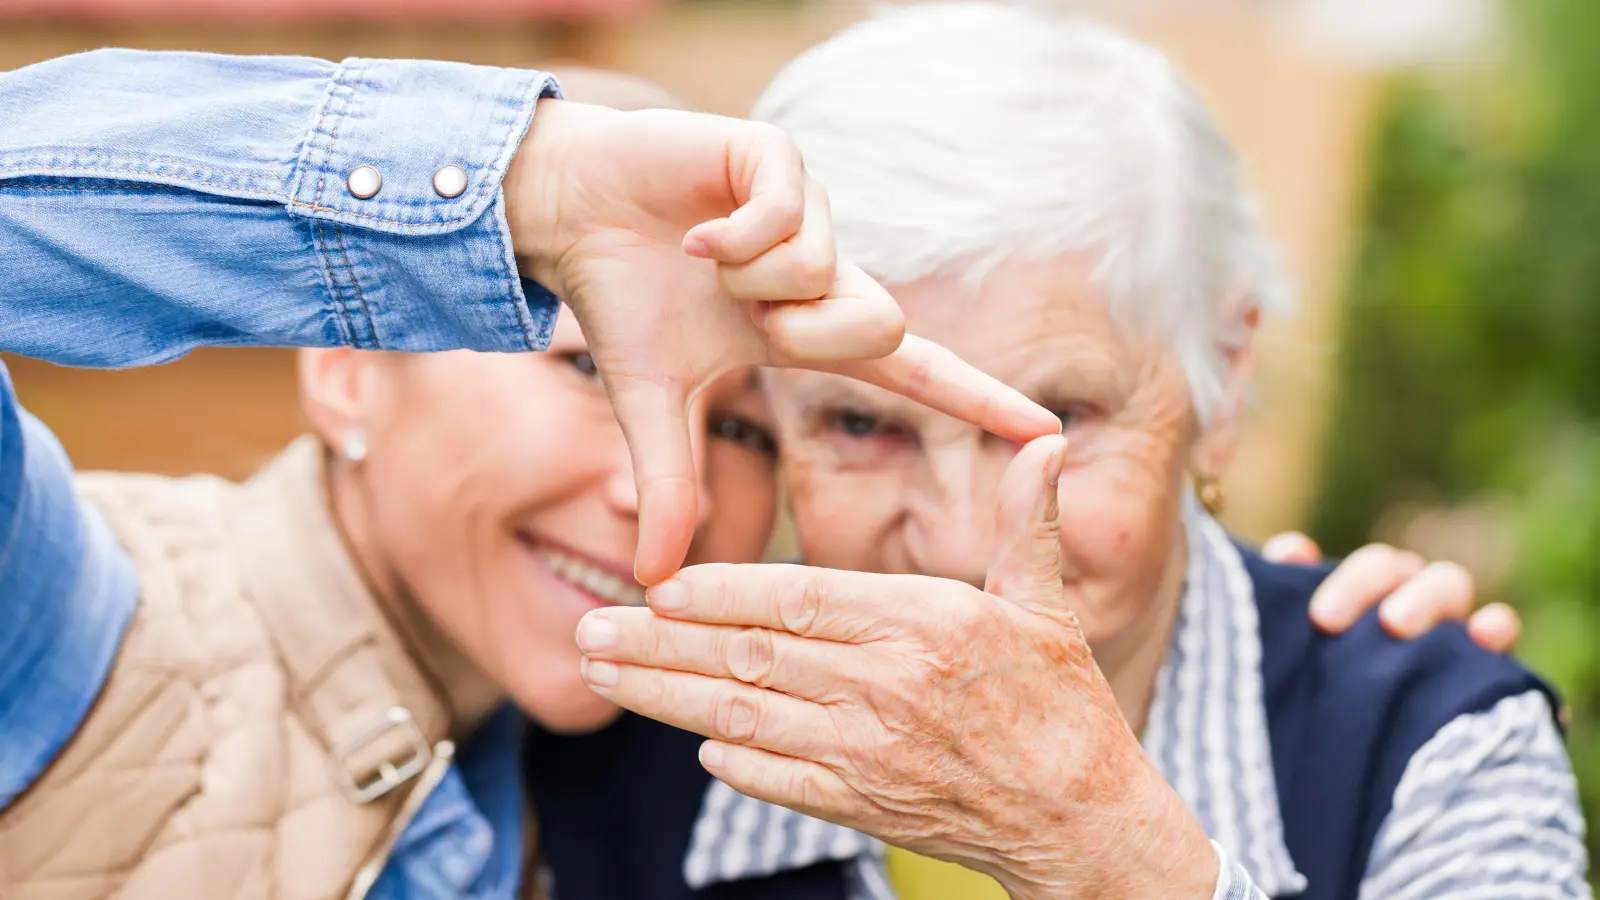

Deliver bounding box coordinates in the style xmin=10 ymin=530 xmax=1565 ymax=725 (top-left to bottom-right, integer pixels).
xmin=0 ymin=50 xmax=560 ymax=809
xmin=1358 ymin=691 xmax=1589 ymax=898
xmin=0 ymin=49 xmax=561 ymax=364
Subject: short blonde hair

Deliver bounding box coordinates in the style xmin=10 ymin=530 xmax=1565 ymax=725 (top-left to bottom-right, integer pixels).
xmin=549 ymin=66 xmax=687 ymax=112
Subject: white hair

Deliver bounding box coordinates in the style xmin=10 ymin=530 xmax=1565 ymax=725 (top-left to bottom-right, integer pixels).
xmin=751 ymin=2 xmax=1291 ymax=421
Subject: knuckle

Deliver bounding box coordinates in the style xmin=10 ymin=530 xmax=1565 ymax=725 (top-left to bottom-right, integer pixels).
xmin=791 ymin=248 xmax=835 ymax=296
xmin=791 ymin=766 xmax=833 ymax=811
xmin=642 ymin=616 xmax=672 ymax=661
xmin=712 ymin=689 xmax=762 ymax=743
xmin=727 ymin=627 xmax=777 ymax=686
xmin=638 ymin=667 xmax=668 ymax=708
xmin=779 ymin=577 xmax=825 ymax=636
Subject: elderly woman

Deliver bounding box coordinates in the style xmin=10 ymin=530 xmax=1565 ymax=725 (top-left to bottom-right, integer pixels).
xmin=575 ymin=7 xmax=1589 ymax=900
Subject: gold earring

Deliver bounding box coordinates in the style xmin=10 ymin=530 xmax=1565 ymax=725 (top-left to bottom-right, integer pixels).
xmin=1196 ymin=477 xmax=1226 ymax=516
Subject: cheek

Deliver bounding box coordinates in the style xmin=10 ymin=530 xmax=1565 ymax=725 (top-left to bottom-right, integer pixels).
xmin=784 ymin=444 xmax=902 ymax=571
xmin=688 ymin=451 xmax=778 ymax=565
xmin=1055 ymin=458 xmax=1182 ymax=593
xmin=507 ymin=635 xmax=624 ymax=734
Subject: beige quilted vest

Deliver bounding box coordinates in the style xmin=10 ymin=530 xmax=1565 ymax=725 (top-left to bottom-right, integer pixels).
xmin=0 ymin=439 xmax=470 ymax=900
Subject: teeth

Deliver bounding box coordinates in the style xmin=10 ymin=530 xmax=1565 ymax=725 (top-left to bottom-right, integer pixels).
xmin=535 ymin=546 xmax=647 ymax=606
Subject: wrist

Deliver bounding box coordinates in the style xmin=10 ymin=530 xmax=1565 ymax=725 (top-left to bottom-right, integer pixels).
xmin=503 ymin=97 xmax=582 ymax=292
xmin=996 ymin=768 xmax=1217 ymax=900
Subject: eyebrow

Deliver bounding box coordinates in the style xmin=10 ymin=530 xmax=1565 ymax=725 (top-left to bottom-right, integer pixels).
xmin=1015 ymin=357 xmax=1125 ymax=408
xmin=780 ymin=371 xmax=898 ymax=408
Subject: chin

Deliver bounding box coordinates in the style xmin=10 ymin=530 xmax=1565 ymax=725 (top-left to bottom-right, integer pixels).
xmin=514 ymin=677 xmax=627 ymax=735
xmin=535 ymin=699 xmax=626 ymax=735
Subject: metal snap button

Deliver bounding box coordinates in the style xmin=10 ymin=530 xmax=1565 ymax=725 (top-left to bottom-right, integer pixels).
xmin=346 ymin=165 xmax=383 ymax=200
xmin=432 ymin=165 xmax=469 ymax=199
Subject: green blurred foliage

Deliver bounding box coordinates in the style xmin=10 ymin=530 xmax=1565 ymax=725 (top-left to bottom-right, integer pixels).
xmin=1308 ymin=0 xmax=1600 ymax=876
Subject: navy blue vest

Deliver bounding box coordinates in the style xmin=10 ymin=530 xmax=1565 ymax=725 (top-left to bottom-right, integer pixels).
xmin=1246 ymin=547 xmax=1561 ymax=900
xmin=525 ymin=712 xmax=850 ymax=900
xmin=525 ymin=547 xmax=1559 ymax=900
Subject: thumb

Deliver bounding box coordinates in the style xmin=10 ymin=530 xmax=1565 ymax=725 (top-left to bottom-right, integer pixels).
xmin=984 ymin=435 xmax=1070 ymax=612
xmin=608 ymin=376 xmax=698 ymax=586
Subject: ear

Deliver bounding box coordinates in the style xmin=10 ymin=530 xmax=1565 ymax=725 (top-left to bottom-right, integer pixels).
xmin=1188 ymin=295 xmax=1260 ymax=480
xmin=297 ymin=348 xmax=381 ymax=443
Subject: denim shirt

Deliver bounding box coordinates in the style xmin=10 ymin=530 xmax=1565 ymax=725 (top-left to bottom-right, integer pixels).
xmin=0 ymin=49 xmax=562 ymax=898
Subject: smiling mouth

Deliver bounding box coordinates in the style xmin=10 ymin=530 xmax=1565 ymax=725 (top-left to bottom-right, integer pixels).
xmin=526 ymin=540 xmax=648 ymax=607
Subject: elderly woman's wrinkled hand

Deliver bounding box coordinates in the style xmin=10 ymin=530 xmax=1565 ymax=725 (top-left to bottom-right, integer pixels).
xmin=574 ymin=436 xmax=1217 ymax=900
xmin=505 ymin=99 xmax=1060 ymax=585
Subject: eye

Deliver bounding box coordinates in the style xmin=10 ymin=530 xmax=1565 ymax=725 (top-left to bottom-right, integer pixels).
xmin=1051 ymin=408 xmax=1079 ymax=431
xmin=560 ymin=351 xmax=602 ymax=383
xmin=710 ymin=415 xmax=779 ymax=459
xmin=830 ymin=410 xmax=884 ymax=438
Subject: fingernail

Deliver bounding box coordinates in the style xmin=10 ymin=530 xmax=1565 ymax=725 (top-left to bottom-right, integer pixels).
xmin=699 ymin=742 xmax=725 ymax=769
xmin=650 ymin=579 xmax=690 ymax=613
xmin=1261 ymin=534 xmax=1297 ymax=562
xmin=682 ymin=235 xmax=710 ymax=258
xmin=583 ymin=659 xmax=620 ymax=688
xmin=1381 ymin=601 xmax=1417 ymax=634
xmin=577 ymin=614 xmax=619 ymax=652
xmin=1046 ymin=437 xmax=1069 ymax=486
xmin=1308 ymin=595 xmax=1339 ymax=629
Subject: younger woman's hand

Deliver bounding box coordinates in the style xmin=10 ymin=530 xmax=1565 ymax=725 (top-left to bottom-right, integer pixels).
xmin=1262 ymin=533 xmax=1521 ymax=655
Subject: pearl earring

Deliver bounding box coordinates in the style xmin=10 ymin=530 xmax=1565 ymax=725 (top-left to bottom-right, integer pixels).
xmin=343 ymin=429 xmax=368 ymax=463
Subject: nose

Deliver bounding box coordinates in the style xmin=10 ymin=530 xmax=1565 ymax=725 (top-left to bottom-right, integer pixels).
xmin=902 ymin=438 xmax=1001 ymax=587
xmin=603 ymin=406 xmax=716 ymax=532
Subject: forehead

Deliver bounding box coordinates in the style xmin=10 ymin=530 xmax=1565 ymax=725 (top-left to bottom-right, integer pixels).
xmin=893 ymin=257 xmax=1123 ymax=376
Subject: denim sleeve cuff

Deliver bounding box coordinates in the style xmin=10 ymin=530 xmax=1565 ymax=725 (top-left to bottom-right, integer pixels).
xmin=287 ymin=59 xmax=563 ymax=352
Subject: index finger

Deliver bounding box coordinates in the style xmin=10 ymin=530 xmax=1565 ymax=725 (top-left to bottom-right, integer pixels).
xmin=818 ymin=261 xmax=1060 ymax=443
xmin=646 ymin=562 xmax=936 ymax=642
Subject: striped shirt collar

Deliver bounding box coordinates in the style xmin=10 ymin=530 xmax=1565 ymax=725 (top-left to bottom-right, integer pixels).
xmin=1142 ymin=494 xmax=1307 ymax=895
xmin=685 ymin=495 xmax=1306 ymax=894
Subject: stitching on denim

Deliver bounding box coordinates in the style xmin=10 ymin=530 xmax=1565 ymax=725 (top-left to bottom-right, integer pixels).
xmin=282 ymin=64 xmax=548 ymax=229
xmin=295 ymin=64 xmax=537 ymax=227
xmin=0 ymin=166 xmax=285 ymax=201
xmin=485 ymin=203 xmax=538 ymax=348
xmin=0 ymin=155 xmax=288 ymax=186
xmin=0 ymin=183 xmax=169 ymax=192
xmin=312 ymin=219 xmax=356 ymax=347
xmin=287 ymin=58 xmax=348 ymax=203
xmin=332 ymin=224 xmax=376 ymax=345
xmin=294 ymin=216 xmax=349 ymax=348
xmin=313 ymin=60 xmax=359 ymax=212
xmin=287 ymin=199 xmax=483 ymax=229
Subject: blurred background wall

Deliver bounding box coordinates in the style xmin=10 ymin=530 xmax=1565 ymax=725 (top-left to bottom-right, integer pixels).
xmin=5 ymin=0 xmax=1596 ymax=889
